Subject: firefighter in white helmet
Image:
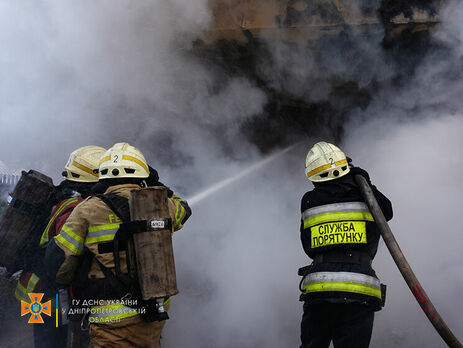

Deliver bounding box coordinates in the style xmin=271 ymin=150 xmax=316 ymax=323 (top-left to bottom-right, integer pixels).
xmin=298 ymin=141 xmax=393 ymax=348
xmin=16 ymin=145 xmax=106 ymax=348
xmin=47 ymin=142 xmax=191 ymax=348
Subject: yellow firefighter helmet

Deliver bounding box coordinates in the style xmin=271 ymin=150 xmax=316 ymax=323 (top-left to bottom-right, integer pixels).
xmin=63 ymin=146 xmax=107 ymax=183
xmin=305 ymin=141 xmax=350 ymax=182
xmin=99 ymin=143 xmax=149 ymax=180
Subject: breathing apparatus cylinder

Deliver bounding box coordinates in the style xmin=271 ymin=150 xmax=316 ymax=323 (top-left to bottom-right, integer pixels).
xmin=128 ymin=186 xmax=179 ymax=313
xmin=0 ymin=170 xmax=55 ymax=272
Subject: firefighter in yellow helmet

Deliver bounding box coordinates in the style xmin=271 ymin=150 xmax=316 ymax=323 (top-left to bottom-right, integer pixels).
xmin=46 ymin=142 xmax=191 ymax=348
xmin=15 ymin=145 xmax=106 ymax=348
xmin=298 ymin=142 xmax=393 ymax=348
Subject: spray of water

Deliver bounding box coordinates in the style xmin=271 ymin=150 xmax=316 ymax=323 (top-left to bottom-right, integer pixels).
xmin=186 ymin=143 xmax=301 ymax=206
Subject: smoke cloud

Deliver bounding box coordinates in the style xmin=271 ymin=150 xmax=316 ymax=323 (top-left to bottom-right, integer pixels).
xmin=0 ymin=0 xmax=462 ymax=347
xmin=341 ymin=1 xmax=463 ymax=346
xmin=0 ymin=0 xmax=266 ymax=177
xmin=344 ymin=115 xmax=463 ymax=347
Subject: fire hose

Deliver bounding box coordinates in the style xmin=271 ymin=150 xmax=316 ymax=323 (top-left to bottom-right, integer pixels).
xmin=355 ymin=175 xmax=462 ymax=348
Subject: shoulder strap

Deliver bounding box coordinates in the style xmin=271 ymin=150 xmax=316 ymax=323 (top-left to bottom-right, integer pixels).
xmin=94 ymin=257 xmax=132 ymax=293
xmin=97 ymin=194 xmax=131 ymax=222
xmin=96 ymin=193 xmax=138 ymax=290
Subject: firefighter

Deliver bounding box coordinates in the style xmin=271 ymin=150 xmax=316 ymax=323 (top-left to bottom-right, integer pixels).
xmin=14 ymin=145 xmax=106 ymax=348
xmin=46 ymin=142 xmax=191 ymax=348
xmin=298 ymin=141 xmax=393 ymax=348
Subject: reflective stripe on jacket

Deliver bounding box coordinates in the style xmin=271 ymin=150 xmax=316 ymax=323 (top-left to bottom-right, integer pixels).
xmin=171 ymin=193 xmax=190 ymax=231
xmin=301 ymin=202 xmax=374 ymax=250
xmin=16 ymin=196 xmax=83 ymax=303
xmin=54 ymin=185 xmax=190 ymax=263
xmin=54 ymin=184 xmax=191 ymax=324
xmin=40 ymin=197 xmax=82 ymax=247
xmin=299 ymin=173 xmax=393 ymax=308
xmin=301 ymin=271 xmax=382 ymax=300
xmin=15 ymin=272 xmax=40 ymax=302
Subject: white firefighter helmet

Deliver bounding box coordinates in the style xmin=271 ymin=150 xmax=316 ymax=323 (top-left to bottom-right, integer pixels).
xmin=99 ymin=142 xmax=149 ymax=180
xmin=63 ymin=146 xmax=107 ymax=183
xmin=305 ymin=141 xmax=350 ymax=182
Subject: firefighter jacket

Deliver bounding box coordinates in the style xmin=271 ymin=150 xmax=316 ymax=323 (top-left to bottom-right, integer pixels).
xmin=15 ymin=196 xmax=83 ymax=302
xmin=52 ymin=184 xmax=190 ymax=324
xmin=299 ymin=171 xmax=393 ymax=309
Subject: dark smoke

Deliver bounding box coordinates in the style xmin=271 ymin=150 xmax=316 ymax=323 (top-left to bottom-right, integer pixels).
xmin=379 ymin=0 xmax=440 ymax=27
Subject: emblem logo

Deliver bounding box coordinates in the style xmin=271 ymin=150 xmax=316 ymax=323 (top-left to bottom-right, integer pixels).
xmin=21 ymin=293 xmax=52 ymax=324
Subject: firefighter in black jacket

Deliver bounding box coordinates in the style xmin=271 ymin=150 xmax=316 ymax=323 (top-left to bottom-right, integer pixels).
xmin=299 ymin=142 xmax=393 ymax=348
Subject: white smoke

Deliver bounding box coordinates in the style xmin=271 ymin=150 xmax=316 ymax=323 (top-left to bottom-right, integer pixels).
xmin=0 ymin=0 xmax=266 ymax=177
xmin=0 ymin=1 xmax=271 ymax=347
xmin=340 ymin=1 xmax=463 ymax=346
xmin=344 ymin=115 xmax=463 ymax=347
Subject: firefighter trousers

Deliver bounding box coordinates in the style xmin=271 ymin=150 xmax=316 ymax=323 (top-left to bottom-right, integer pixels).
xmin=89 ymin=316 xmax=168 ymax=348
xmin=300 ymin=302 xmax=375 ymax=348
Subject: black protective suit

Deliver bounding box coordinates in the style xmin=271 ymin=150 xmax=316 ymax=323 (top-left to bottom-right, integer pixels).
xmin=299 ymin=167 xmax=393 ymax=348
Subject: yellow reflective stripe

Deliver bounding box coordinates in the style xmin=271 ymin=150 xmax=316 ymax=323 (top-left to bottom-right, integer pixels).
xmin=39 ymin=233 xmax=48 ymax=248
xmin=87 ymin=235 xmax=115 ymax=244
xmin=15 ymin=273 xmax=40 ymax=302
xmin=89 ymin=304 xmax=139 ymax=321
xmin=175 ymin=202 xmax=185 ymax=222
xmin=72 ymin=160 xmax=98 ymax=177
xmin=27 ymin=273 xmax=40 ymax=292
xmin=56 ymin=226 xmax=85 ymax=255
xmin=88 ymin=223 xmax=121 ymax=232
xmin=173 ymin=203 xmax=180 ymax=231
xmin=306 ymin=163 xmax=331 ymax=178
xmin=40 ymin=197 xmax=79 ymax=247
xmin=173 ymin=204 xmax=184 ymax=231
xmin=178 ymin=204 xmax=185 ymax=221
xmin=303 ymin=202 xmax=370 ymax=220
xmin=122 ymin=155 xmax=149 ymax=174
xmin=17 ymin=281 xmax=27 ymax=294
xmin=303 ymin=211 xmax=374 ymax=229
xmin=99 ymin=156 xmax=111 ymax=165
xmin=87 ymin=223 xmax=121 ymax=244
xmin=87 ymin=229 xmax=119 ymax=243
xmin=15 ymin=282 xmax=29 ymax=302
xmin=171 ymin=195 xmax=186 ymax=231
xmin=173 ymin=220 xmax=183 ymax=232
xmin=62 ymin=226 xmax=85 ymax=244
xmin=306 ymin=159 xmax=348 ymax=178
xmin=302 ymin=281 xmax=382 ymax=299
xmin=171 ymin=194 xmax=181 ymax=201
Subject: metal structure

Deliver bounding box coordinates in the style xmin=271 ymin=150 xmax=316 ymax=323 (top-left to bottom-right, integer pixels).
xmin=0 ymin=160 xmax=20 ymax=199
xmin=0 ymin=160 xmax=20 ymax=186
xmin=0 ymin=175 xmax=20 ymax=186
